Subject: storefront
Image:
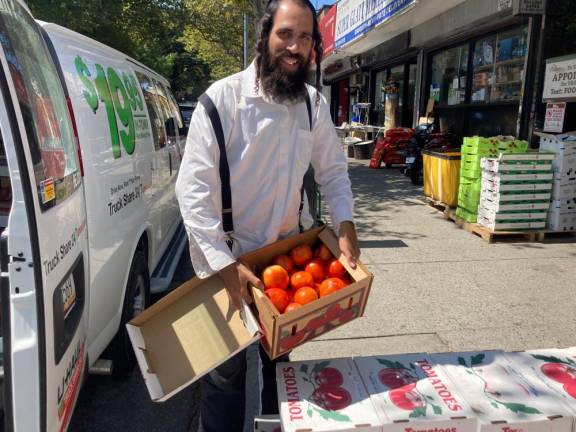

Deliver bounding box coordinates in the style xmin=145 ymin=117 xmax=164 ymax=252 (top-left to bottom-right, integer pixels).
xmin=423 ymin=22 xmax=531 ymax=141
xmin=320 ymin=0 xmax=548 ymax=144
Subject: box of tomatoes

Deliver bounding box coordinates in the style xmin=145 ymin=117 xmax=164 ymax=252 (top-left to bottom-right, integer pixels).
xmin=242 ymin=226 xmax=373 ymax=359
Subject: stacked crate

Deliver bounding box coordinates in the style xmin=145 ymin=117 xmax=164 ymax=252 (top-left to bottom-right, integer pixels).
xmin=539 ymin=133 xmax=576 ymax=231
xmin=477 ymin=153 xmax=554 ymax=231
xmin=456 ymin=137 xmax=528 ymax=223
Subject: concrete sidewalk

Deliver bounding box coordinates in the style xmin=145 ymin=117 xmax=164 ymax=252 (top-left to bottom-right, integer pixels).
xmin=290 ymin=158 xmax=576 ymax=361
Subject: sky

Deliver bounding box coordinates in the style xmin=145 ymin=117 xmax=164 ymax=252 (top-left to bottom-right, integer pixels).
xmin=313 ymin=0 xmax=336 ymax=9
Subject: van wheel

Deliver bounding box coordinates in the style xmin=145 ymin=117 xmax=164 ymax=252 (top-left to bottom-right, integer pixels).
xmin=109 ymin=251 xmax=150 ymax=378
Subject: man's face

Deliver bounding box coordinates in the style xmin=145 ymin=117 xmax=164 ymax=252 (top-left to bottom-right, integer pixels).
xmin=260 ymin=0 xmax=314 ymax=103
xmin=268 ymin=0 xmax=314 ymax=75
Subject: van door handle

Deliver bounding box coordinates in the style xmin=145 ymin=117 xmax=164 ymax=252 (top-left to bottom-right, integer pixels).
xmin=169 ymin=152 xmax=172 ymax=176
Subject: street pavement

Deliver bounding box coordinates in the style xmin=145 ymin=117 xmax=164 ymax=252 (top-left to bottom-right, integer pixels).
xmin=70 ymin=157 xmax=576 ymax=431
xmin=291 ymin=158 xmax=576 ymax=360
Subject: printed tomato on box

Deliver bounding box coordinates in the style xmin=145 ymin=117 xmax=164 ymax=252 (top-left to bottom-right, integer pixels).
xmin=276 ymin=358 xmax=382 ymax=432
xmin=431 ymin=351 xmax=575 ymax=432
xmin=504 ymin=348 xmax=576 ymax=411
xmin=354 ymin=353 xmax=478 ymax=432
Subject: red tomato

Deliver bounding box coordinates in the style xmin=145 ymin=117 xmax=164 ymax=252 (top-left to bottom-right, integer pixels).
xmin=265 ymin=288 xmax=290 ymax=313
xmin=290 ymin=244 xmax=313 ymax=267
xmin=305 ymin=260 xmax=325 ymax=282
xmin=318 ymin=278 xmax=345 ymax=297
xmin=262 ymin=265 xmax=290 ymax=290
xmin=272 ymin=255 xmax=294 ymax=273
xmin=326 ymin=259 xmax=346 ymax=278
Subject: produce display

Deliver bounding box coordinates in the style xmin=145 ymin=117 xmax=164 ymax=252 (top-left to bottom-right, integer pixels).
xmin=262 ymin=243 xmax=352 ymax=314
xmin=539 ymin=133 xmax=576 ymax=231
xmin=456 ymin=136 xmax=528 ymax=223
xmin=277 ymin=347 xmax=576 ymax=432
xmin=477 ymin=153 xmax=554 ymax=231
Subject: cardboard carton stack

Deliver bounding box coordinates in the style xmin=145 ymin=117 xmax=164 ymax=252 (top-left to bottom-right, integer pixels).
xmin=539 ymin=133 xmax=576 ymax=231
xmin=477 ymin=153 xmax=554 ymax=231
xmin=457 ymin=136 xmax=528 ymax=223
xmin=277 ymin=347 xmax=576 ymax=432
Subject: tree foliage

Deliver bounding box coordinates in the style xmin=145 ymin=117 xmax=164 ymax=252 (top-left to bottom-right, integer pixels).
xmin=26 ymin=0 xmax=268 ymax=97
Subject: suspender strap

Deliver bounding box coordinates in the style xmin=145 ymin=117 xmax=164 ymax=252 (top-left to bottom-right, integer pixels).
xmin=299 ymin=93 xmax=313 ymax=233
xmin=198 ymin=93 xmax=234 ymax=235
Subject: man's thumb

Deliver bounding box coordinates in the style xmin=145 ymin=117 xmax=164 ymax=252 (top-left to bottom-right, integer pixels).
xmin=249 ymin=275 xmax=265 ymax=290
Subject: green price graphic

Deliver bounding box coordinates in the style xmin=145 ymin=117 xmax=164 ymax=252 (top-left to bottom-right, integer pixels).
xmin=75 ymin=56 xmax=144 ymax=159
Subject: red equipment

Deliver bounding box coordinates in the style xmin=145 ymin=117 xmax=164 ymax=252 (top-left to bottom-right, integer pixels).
xmin=369 ymin=127 xmax=414 ymax=169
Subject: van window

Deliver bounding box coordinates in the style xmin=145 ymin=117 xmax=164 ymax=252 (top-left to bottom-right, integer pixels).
xmin=135 ymin=71 xmax=167 ymax=150
xmin=165 ymin=88 xmax=184 ymax=129
xmin=0 ymin=1 xmax=80 ymax=211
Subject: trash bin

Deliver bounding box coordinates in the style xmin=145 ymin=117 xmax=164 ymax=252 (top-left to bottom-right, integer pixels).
xmin=354 ymin=140 xmax=373 ymax=160
xmin=422 ymin=150 xmax=461 ymax=208
xmin=347 ymin=145 xmax=355 ymax=158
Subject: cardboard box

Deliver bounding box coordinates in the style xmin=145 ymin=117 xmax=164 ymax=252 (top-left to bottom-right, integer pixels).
xmin=481 ymin=178 xmax=553 ymax=193
xmin=354 ymin=353 xmax=478 ymax=432
xmin=552 ymin=182 xmax=576 ymax=200
xmin=479 ymin=198 xmax=550 ymax=213
xmin=477 ymin=207 xmax=548 ymax=221
xmin=431 ymin=351 xmax=575 ymax=432
xmin=127 ymin=275 xmax=260 ymax=401
xmin=554 ymin=170 xmax=576 ymax=186
xmin=504 ymin=348 xmax=576 ymax=413
xmin=497 ymin=153 xmax=556 ymax=162
xmin=477 ymin=216 xmax=546 ymax=231
xmin=276 ymin=358 xmax=382 ymax=432
xmin=480 ymin=190 xmax=552 ymax=202
xmin=483 ymin=171 xmax=554 ymax=182
xmin=254 ymin=415 xmax=282 ymax=432
xmin=243 ymin=227 xmax=373 ymax=360
xmin=547 ymin=207 xmax=576 ymax=231
xmin=480 ymin=158 xmax=552 ymax=173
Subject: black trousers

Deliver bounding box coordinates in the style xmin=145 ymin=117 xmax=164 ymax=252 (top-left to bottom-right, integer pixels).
xmin=199 ymin=343 xmax=288 ymax=432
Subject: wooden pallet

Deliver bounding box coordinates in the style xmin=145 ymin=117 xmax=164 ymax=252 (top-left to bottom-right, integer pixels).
xmin=443 ymin=207 xmax=546 ymax=243
xmin=425 ymin=198 xmax=576 ymax=243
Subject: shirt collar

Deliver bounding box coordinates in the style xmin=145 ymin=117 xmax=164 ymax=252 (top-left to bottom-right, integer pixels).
xmin=241 ymin=61 xmax=261 ymax=98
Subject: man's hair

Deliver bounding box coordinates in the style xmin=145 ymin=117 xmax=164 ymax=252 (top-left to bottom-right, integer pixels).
xmin=255 ymin=0 xmax=323 ymax=105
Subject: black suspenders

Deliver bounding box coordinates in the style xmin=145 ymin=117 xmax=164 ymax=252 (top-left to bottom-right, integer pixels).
xmin=198 ymin=92 xmax=313 ymax=240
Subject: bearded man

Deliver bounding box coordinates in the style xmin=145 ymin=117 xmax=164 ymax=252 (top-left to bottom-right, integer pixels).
xmin=175 ymin=0 xmax=359 ymax=430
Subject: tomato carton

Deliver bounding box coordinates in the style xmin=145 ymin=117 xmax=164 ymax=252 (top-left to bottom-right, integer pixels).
xmin=276 ymin=358 xmax=383 ymax=432
xmin=242 ymin=226 xmax=373 ymax=359
xmin=353 ymin=353 xmax=479 ymax=432
xmin=504 ymin=348 xmax=576 ymax=413
xmin=431 ymin=351 xmax=575 ymax=432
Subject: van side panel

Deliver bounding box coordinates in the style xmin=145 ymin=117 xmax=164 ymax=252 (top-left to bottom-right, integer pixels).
xmin=42 ymin=27 xmax=179 ymax=362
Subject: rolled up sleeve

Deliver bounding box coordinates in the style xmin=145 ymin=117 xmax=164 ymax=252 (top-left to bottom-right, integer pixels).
xmin=175 ymin=103 xmax=236 ymax=278
xmin=310 ymin=95 xmax=354 ymax=228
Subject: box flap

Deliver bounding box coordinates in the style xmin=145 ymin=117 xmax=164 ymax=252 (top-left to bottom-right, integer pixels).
xmin=128 ymin=275 xmax=260 ymax=402
xmin=318 ymin=227 xmax=372 ymax=282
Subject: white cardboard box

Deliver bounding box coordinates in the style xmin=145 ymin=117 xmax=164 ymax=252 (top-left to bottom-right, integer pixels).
xmin=505 ymin=348 xmax=576 ymax=414
xmin=480 ymin=159 xmax=553 ymax=173
xmin=552 ymin=182 xmax=576 ymax=200
xmin=547 ymin=207 xmax=576 ymax=231
xmin=276 ymin=358 xmax=382 ymax=432
xmin=479 ymin=198 xmax=550 ymax=213
xmin=477 ymin=216 xmax=546 ymax=231
xmin=480 ymin=190 xmax=552 ymax=202
xmin=481 ymin=178 xmax=553 ymax=193
xmin=354 ymin=353 xmax=479 ymax=432
xmin=477 ymin=207 xmax=548 ymax=221
xmin=431 ymin=351 xmax=575 ymax=432
xmin=483 ymin=171 xmax=554 ymax=182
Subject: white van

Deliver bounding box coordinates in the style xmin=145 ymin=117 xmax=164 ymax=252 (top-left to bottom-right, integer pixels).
xmin=0 ymin=1 xmax=186 ymax=431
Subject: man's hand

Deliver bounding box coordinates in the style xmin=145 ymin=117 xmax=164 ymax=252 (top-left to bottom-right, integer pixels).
xmin=338 ymin=221 xmax=360 ymax=269
xmin=218 ymin=261 xmax=264 ymax=313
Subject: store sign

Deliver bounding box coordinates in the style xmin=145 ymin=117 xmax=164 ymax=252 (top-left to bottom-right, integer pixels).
xmin=544 ymin=102 xmax=566 ymax=133
xmin=334 ymin=0 xmax=416 ymax=49
xmin=513 ymin=0 xmax=546 ymax=15
xmin=543 ymin=54 xmax=576 ymax=101
xmin=319 ymin=5 xmax=337 ymax=57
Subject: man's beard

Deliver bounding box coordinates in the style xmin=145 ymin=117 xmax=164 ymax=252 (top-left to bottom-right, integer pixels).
xmin=260 ymin=47 xmax=310 ymax=104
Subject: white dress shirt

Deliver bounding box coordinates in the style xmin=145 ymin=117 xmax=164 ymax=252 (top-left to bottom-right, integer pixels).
xmin=175 ymin=62 xmax=354 ymax=278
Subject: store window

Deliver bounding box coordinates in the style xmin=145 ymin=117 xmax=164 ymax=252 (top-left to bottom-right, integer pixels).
xmin=472 ymin=28 xmax=528 ymax=104
xmin=430 ymin=44 xmax=469 ymax=106
xmin=372 ymin=61 xmax=417 ymax=128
